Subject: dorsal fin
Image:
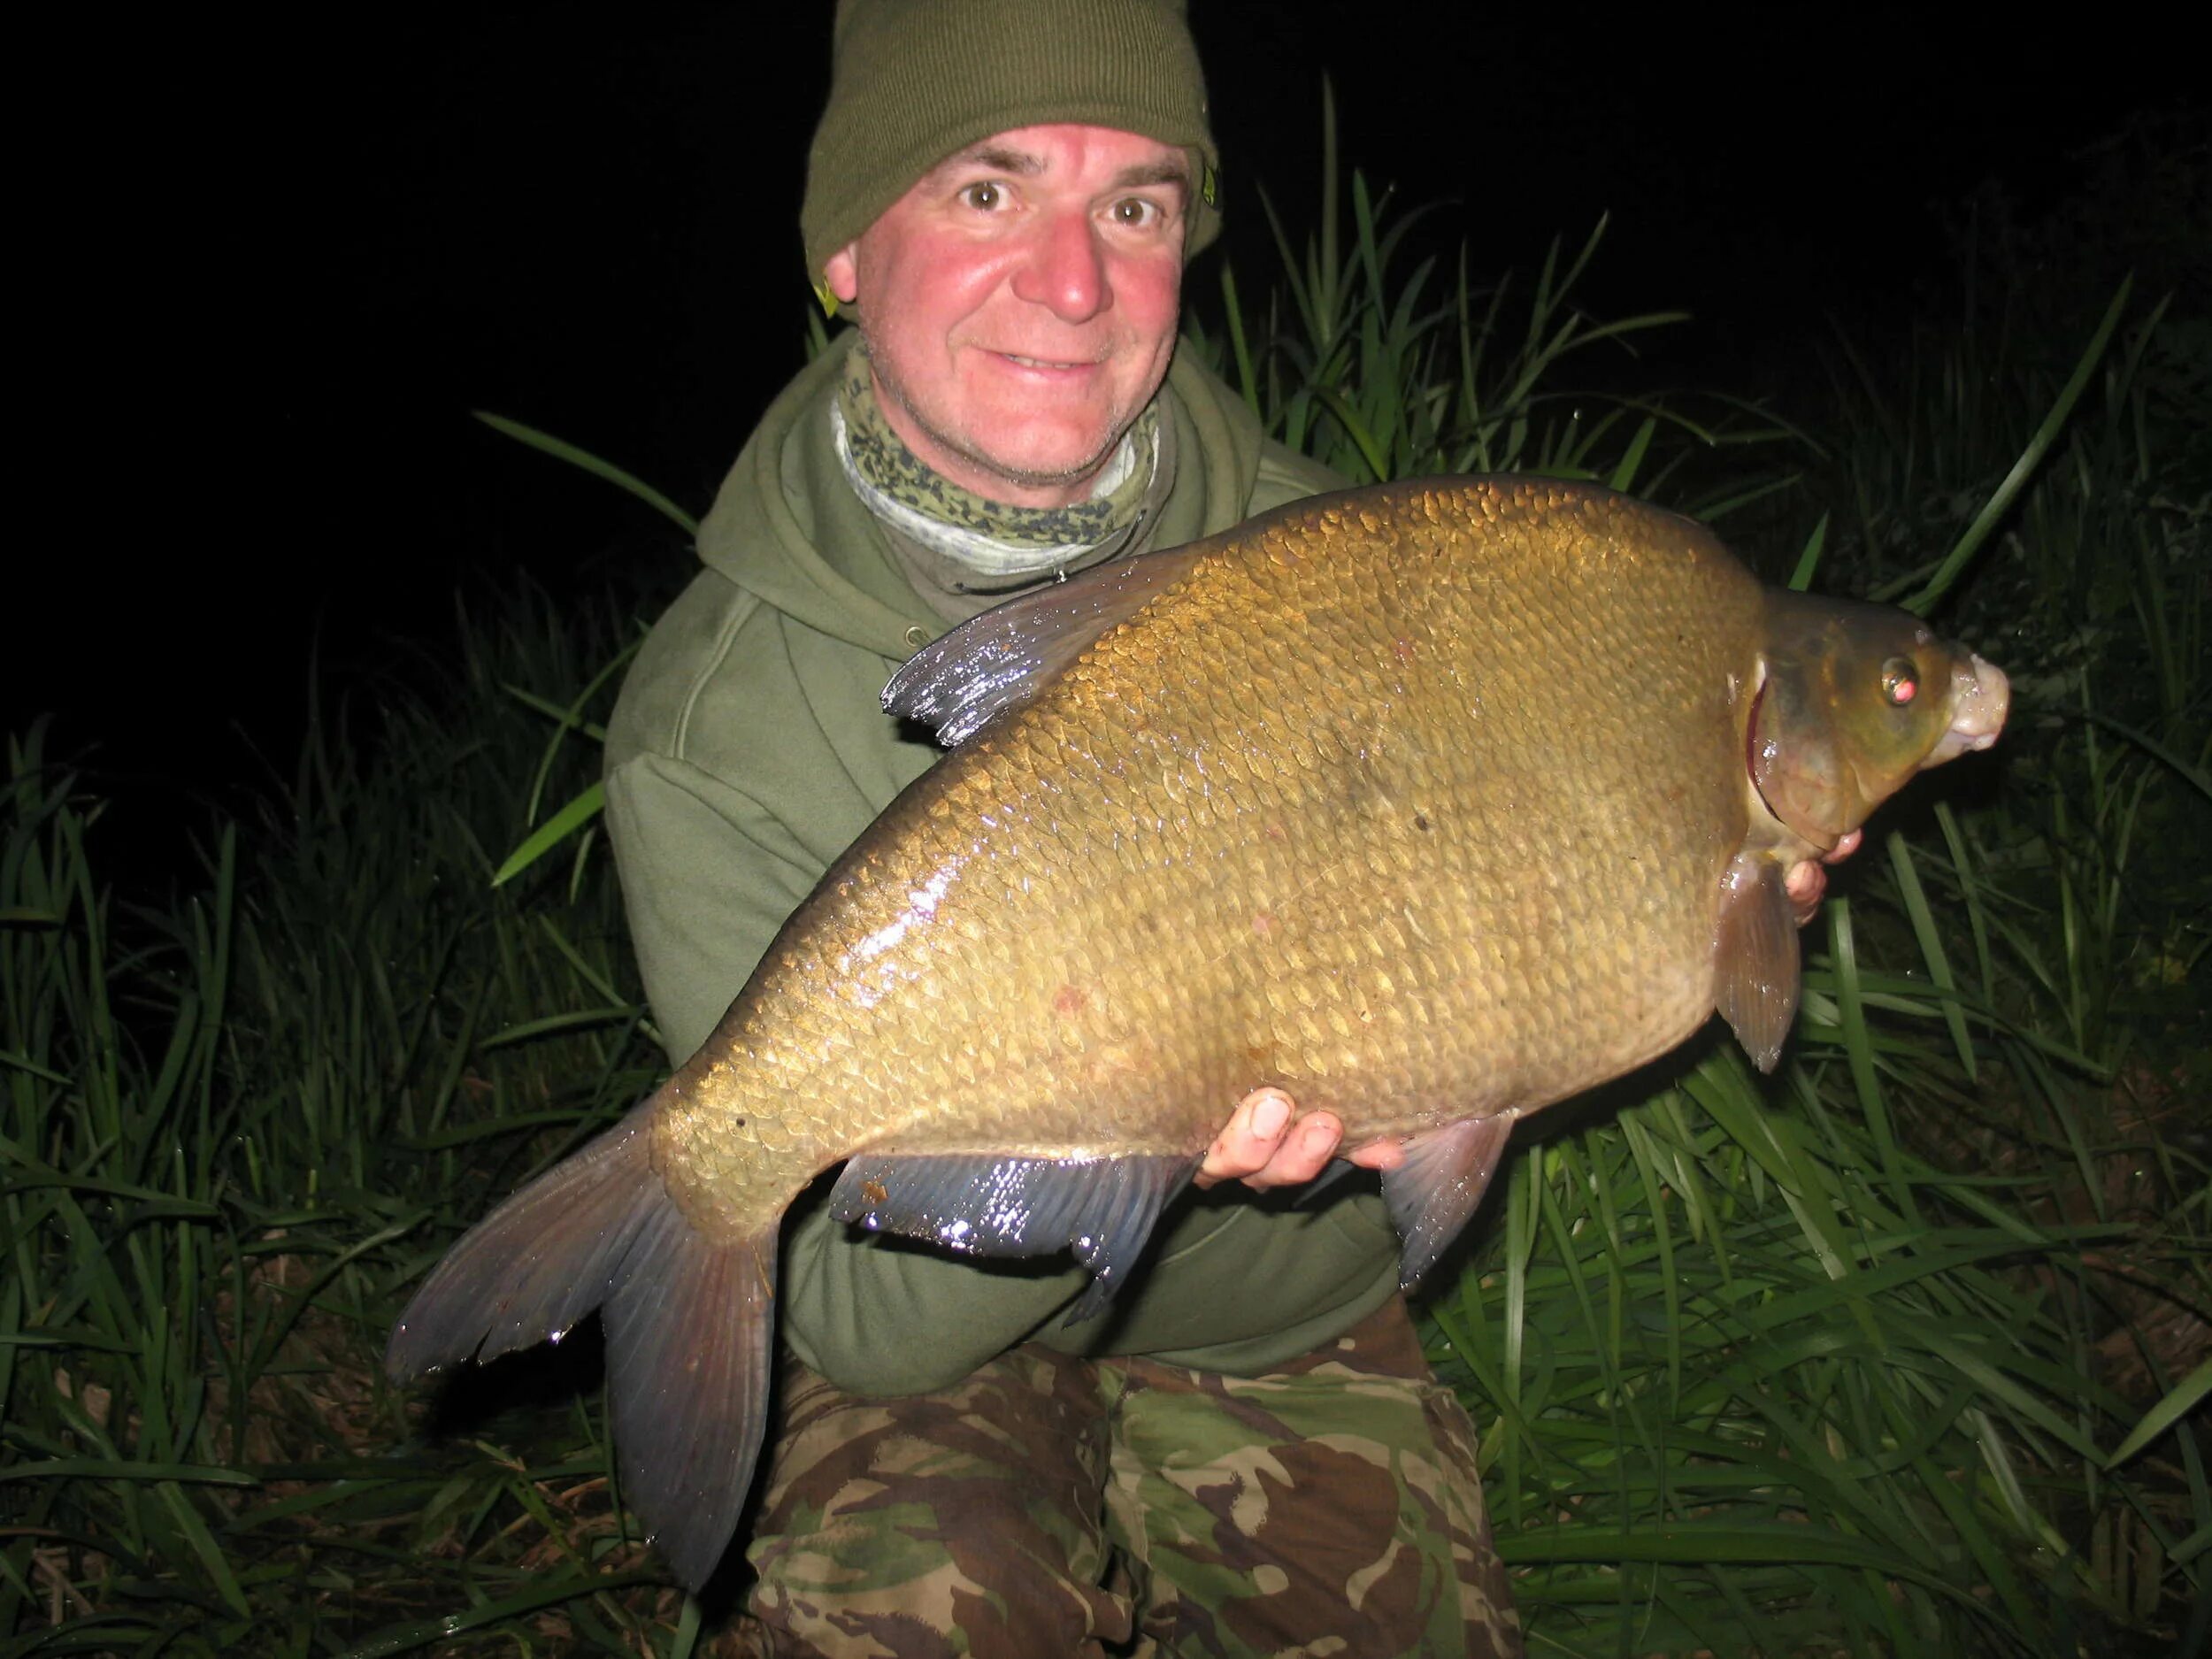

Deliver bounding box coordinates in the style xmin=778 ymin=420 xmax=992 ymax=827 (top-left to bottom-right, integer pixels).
xmin=882 ymin=548 xmax=1207 ymax=746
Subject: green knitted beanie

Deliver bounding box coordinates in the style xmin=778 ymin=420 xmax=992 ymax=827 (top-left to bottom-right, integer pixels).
xmin=802 ymin=0 xmax=1220 ymax=284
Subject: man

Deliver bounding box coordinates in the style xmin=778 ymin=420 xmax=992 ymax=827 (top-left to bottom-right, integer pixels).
xmin=604 ymin=3 xmax=1524 ymax=1653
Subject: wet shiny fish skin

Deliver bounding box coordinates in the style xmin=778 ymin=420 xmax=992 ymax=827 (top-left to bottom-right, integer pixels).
xmin=653 ymin=478 xmax=1844 ymax=1232
xmin=390 ymin=475 xmax=2007 ymax=1590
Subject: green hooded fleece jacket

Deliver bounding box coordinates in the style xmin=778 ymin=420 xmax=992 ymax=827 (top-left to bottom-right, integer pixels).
xmin=603 ymin=339 xmax=1405 ymax=1395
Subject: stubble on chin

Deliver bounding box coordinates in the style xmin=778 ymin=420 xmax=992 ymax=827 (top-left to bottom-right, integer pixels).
xmin=867 ymin=352 xmax=1129 ymax=499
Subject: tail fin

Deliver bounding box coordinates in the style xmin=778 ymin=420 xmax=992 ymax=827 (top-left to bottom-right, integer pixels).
xmin=386 ymin=1110 xmax=777 ymax=1590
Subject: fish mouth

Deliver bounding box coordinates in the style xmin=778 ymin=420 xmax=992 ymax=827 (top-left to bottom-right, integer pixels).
xmin=1745 ymin=652 xmax=2010 ymax=855
xmin=1921 ymin=653 xmax=2009 ymax=768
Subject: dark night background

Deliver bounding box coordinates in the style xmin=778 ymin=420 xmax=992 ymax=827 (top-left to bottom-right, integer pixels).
xmin=12 ymin=7 xmax=2200 ymax=822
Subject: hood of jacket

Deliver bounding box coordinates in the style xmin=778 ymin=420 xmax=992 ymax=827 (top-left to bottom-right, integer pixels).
xmin=693 ymin=334 xmax=1274 ymax=658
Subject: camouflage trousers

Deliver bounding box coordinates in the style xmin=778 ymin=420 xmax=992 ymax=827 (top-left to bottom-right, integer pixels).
xmin=730 ymin=1296 xmax=1523 ymax=1658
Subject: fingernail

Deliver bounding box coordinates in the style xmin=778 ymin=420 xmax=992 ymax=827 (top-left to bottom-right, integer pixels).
xmin=1251 ymin=1094 xmax=1289 ymax=1138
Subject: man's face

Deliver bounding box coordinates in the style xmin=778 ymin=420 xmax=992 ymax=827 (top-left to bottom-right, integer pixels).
xmin=824 ymin=124 xmax=1189 ymax=510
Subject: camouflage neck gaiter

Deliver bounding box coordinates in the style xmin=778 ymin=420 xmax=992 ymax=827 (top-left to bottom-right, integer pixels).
xmin=833 ymin=338 xmax=1168 ymax=616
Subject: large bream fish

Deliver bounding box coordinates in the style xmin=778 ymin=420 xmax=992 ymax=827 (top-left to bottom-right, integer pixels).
xmin=390 ymin=477 xmax=2008 ymax=1586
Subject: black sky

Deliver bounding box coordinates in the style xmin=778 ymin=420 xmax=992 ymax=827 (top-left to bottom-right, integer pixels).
xmin=12 ymin=7 xmax=2198 ymax=809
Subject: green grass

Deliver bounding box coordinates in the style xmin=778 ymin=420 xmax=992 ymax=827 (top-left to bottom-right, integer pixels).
xmin=1184 ymin=85 xmax=1802 ymax=518
xmin=4 ymin=116 xmax=2205 ymax=1656
xmin=1 ymin=601 xmax=675 ymax=1653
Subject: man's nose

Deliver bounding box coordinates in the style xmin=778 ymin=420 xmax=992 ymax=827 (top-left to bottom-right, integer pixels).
xmin=1010 ymin=206 xmax=1110 ymax=323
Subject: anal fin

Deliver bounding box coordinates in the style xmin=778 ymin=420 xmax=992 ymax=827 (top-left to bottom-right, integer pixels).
xmin=1715 ymin=852 xmax=1801 ymax=1072
xmin=1383 ymin=1115 xmax=1517 ymax=1289
xmin=829 ymin=1152 xmax=1194 ymax=1325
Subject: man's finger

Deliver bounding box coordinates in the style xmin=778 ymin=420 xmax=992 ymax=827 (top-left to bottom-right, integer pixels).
xmin=1346 ymin=1137 xmax=1406 ymax=1172
xmin=1193 ymin=1088 xmax=1296 ymax=1188
xmin=1256 ymin=1116 xmax=1344 ymax=1187
xmin=1785 ymin=858 xmax=1827 ymax=926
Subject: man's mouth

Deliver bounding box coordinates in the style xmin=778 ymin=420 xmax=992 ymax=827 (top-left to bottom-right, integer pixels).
xmin=996 ymin=352 xmax=1097 ymax=371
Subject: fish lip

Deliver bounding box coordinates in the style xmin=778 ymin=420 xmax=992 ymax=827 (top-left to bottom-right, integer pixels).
xmin=1920 ymin=653 xmax=2010 ymax=769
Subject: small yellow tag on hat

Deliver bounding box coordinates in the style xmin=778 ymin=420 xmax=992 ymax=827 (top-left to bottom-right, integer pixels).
xmin=811 ymin=278 xmax=841 ymax=319
xmin=1201 ymin=163 xmax=1218 ymax=208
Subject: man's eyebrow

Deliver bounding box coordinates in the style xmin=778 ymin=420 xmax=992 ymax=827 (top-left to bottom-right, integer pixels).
xmin=940 ymin=143 xmax=1044 ymax=177
xmin=1109 ymin=160 xmax=1190 ymax=194
xmin=931 ymin=146 xmax=1190 ymax=195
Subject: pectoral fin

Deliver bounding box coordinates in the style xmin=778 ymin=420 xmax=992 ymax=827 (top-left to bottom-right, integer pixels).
xmin=829 ymin=1152 xmax=1194 ymax=1324
xmin=1382 ymin=1115 xmax=1517 ymax=1289
xmin=1715 ymin=852 xmax=1801 ymax=1072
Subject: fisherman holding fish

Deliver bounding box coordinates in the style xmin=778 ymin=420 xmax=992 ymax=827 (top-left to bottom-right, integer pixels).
xmin=598 ymin=2 xmax=1521 ymax=1652
xmin=390 ymin=0 xmax=2010 ymax=1649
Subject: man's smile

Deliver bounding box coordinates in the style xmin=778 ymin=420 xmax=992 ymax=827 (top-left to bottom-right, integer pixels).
xmin=990 ymin=351 xmax=1102 ymax=371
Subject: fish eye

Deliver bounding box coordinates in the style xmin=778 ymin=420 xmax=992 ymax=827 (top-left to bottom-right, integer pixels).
xmin=1880 ymin=656 xmax=1920 ymax=707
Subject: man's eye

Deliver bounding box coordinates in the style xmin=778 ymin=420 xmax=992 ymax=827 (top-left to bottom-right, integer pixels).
xmin=1110 ymin=196 xmax=1161 ymax=227
xmin=957 ymin=181 xmax=1004 ymax=211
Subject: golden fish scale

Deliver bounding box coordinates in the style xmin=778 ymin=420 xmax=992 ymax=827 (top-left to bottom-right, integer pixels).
xmin=656 ymin=480 xmax=1769 ymax=1237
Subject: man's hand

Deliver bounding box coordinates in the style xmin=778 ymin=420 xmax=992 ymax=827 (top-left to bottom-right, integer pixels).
xmin=1786 ymin=826 xmax=1866 ymax=926
xmin=1193 ymin=1087 xmax=1405 ymax=1191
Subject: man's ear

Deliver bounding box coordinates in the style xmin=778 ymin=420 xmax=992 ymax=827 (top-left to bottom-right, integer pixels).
xmin=824 ymin=246 xmax=861 ymax=305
